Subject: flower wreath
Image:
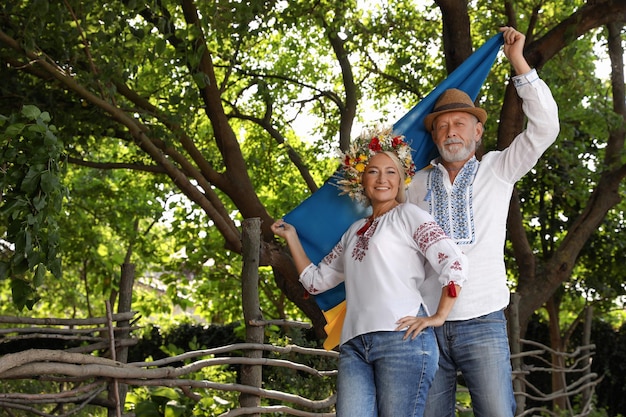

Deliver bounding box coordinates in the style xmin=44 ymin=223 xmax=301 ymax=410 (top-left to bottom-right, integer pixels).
xmin=335 ymin=125 xmax=416 ymax=204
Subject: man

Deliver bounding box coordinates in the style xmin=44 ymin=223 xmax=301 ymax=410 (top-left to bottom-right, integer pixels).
xmin=407 ymin=26 xmax=560 ymax=417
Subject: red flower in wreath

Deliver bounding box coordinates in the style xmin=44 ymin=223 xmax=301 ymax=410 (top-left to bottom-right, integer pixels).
xmin=368 ymin=137 xmax=382 ymax=152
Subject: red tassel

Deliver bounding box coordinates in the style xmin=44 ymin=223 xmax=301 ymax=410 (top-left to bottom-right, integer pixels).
xmin=447 ymin=281 xmax=457 ymax=297
xmin=357 ymin=219 xmax=372 ymax=236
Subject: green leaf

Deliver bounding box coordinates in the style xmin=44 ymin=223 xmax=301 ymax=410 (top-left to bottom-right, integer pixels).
xmin=27 ymin=123 xmax=47 ymax=134
xmin=33 ymin=193 xmax=47 ymax=211
xmin=155 ymin=38 xmax=166 ymax=55
xmin=40 ymin=171 xmax=59 ymax=193
xmin=0 ymin=198 xmax=25 ymax=217
xmin=39 ymin=111 xmax=51 ymax=123
xmin=34 ymin=263 xmax=46 ymax=287
xmin=151 ymin=387 xmax=180 ymax=401
xmin=164 ymin=403 xmax=186 ymax=417
xmin=11 ymin=259 xmax=29 ymax=275
xmin=11 ymin=278 xmax=35 ymax=311
xmin=24 ymin=230 xmax=32 ymax=254
xmin=133 ymin=402 xmax=161 ymax=417
xmin=21 ymin=104 xmax=41 ymax=120
xmin=192 ymin=72 xmax=207 ymax=88
xmin=14 ymin=230 xmax=27 ymax=255
xmin=43 ymin=129 xmax=58 ymax=147
xmin=4 ymin=123 xmax=25 ymax=137
xmin=20 ymin=166 xmax=41 ymax=194
xmin=49 ymin=257 xmax=62 ymax=279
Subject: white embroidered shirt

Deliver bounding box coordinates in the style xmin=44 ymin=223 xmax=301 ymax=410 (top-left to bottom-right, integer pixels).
xmin=299 ymin=203 xmax=468 ymax=346
xmin=407 ymin=69 xmax=560 ymax=320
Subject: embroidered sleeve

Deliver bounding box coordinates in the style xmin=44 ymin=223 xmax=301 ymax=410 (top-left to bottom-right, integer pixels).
xmin=413 ymin=220 xmax=468 ymax=288
xmin=413 ymin=221 xmax=448 ymax=253
xmin=299 ymin=242 xmax=346 ymax=294
xmin=322 ymin=243 xmax=343 ymax=265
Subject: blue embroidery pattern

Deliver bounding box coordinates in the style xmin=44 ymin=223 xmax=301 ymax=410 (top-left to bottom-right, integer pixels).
xmin=427 ymin=158 xmax=478 ymax=245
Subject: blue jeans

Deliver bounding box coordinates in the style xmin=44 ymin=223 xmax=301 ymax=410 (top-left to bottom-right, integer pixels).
xmin=424 ymin=310 xmax=516 ymax=417
xmin=336 ymin=313 xmax=438 ymax=417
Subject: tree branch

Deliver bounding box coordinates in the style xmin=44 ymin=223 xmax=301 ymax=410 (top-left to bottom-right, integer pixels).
xmin=66 ymin=157 xmax=166 ymax=173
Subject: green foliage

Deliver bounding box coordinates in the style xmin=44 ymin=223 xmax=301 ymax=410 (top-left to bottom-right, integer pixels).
xmin=124 ymin=323 xmax=336 ymax=416
xmin=0 ymin=105 xmax=67 ymax=309
xmin=507 ymin=23 xmax=626 ymax=326
xmin=1 ymin=0 xmax=626 ymax=413
xmin=134 ymin=339 xmax=239 ymax=416
xmin=125 ymin=322 xmax=239 ymax=416
xmin=263 ymin=326 xmax=337 ymax=410
xmin=59 ymin=168 xmax=171 ymax=314
xmin=0 ymin=379 xmax=105 ymax=417
xmin=455 ymin=388 xmax=473 ymax=417
xmin=126 ymin=379 xmax=239 ymax=417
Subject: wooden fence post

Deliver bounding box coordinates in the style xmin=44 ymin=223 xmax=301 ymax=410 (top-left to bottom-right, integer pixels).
xmin=582 ymin=305 xmax=594 ymax=408
xmin=107 ymin=262 xmax=135 ymax=417
xmin=240 ymin=218 xmax=264 ymax=416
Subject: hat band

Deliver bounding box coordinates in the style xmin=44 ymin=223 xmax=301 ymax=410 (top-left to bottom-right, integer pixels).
xmin=433 ymin=102 xmax=475 ymax=112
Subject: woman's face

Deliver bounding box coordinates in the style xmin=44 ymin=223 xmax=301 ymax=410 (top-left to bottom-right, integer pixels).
xmin=361 ymin=153 xmax=401 ymax=205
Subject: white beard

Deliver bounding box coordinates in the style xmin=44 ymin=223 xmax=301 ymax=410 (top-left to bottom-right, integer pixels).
xmin=438 ymin=139 xmax=476 ymax=163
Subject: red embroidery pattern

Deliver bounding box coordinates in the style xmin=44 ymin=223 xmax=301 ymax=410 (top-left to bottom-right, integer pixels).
xmin=413 ymin=221 xmax=448 ymax=253
xmin=451 ymin=260 xmax=462 ymax=271
xmin=437 ymin=252 xmax=449 ymax=264
xmin=352 ymin=219 xmax=378 ymax=261
xmin=322 ymin=243 xmax=343 ymax=265
xmin=307 ymin=284 xmax=320 ymax=294
xmin=308 ymin=244 xmax=345 ymax=294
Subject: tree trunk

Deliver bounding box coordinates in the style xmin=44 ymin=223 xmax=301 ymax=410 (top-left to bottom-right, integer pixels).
xmin=435 ymin=0 xmax=473 ymax=72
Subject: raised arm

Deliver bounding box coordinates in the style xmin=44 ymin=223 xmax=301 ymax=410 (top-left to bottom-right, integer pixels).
xmin=271 ymin=220 xmax=313 ymax=274
xmin=500 ymin=26 xmax=531 ymax=75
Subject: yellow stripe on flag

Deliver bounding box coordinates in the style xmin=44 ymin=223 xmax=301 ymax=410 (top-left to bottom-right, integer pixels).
xmin=322 ymin=300 xmax=346 ymax=351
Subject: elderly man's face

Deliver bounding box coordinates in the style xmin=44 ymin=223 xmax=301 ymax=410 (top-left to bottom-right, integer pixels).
xmin=432 ymin=111 xmax=483 ymax=163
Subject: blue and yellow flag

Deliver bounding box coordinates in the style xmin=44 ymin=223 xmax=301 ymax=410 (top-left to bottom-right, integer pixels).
xmin=283 ymin=33 xmax=504 ymax=349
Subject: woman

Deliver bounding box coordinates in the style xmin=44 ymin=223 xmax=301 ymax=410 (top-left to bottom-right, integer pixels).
xmin=271 ymin=126 xmax=468 ymax=417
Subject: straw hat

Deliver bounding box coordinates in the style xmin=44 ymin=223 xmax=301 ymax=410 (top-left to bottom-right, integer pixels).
xmin=423 ymin=88 xmax=488 ymax=132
